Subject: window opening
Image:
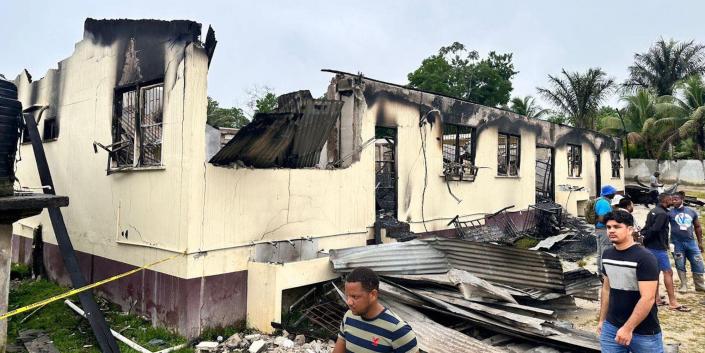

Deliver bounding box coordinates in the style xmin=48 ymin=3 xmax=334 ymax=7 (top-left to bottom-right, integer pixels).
xmin=497 ymin=133 xmax=520 ymax=176
xmin=442 ymin=124 xmax=477 ymax=181
xmin=568 ymin=144 xmax=582 ymax=177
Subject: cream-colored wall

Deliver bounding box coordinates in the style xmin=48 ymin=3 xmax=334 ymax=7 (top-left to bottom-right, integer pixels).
xmin=12 ymin=39 xmax=210 ymax=278
xmin=370 ymin=101 xmax=537 ymax=233
xmin=246 ymin=257 xmax=338 ymax=333
xmin=554 ymin=144 xmax=625 ymax=215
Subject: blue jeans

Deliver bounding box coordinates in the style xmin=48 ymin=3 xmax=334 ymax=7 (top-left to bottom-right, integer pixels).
xmin=648 ymin=248 xmax=672 ymax=271
xmin=672 ymin=238 xmax=705 ymax=274
xmin=600 ymin=321 xmax=664 ymax=353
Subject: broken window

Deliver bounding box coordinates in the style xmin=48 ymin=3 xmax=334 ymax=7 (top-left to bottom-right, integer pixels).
xmin=568 ymin=144 xmax=582 ymax=177
xmin=111 ymin=82 xmax=163 ymax=169
xmin=42 ymin=117 xmax=59 ymax=141
xmin=442 ymin=124 xmax=477 ymax=181
xmin=497 ymin=133 xmax=520 ymax=176
xmin=611 ymin=150 xmax=621 ymax=178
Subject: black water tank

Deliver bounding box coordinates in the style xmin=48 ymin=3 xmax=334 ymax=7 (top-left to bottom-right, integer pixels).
xmin=0 ymin=78 xmax=21 ymax=196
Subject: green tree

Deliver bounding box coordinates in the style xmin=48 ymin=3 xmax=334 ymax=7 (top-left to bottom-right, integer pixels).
xmin=624 ymin=38 xmax=705 ymax=95
xmin=254 ymin=92 xmax=278 ymax=113
xmin=407 ymin=42 xmax=518 ymax=107
xmin=656 ymin=76 xmax=705 ymax=158
xmin=543 ymin=115 xmax=569 ymax=125
xmin=509 ymin=96 xmax=549 ymax=119
xmin=206 ymin=97 xmax=249 ymax=128
xmin=246 ymin=86 xmax=278 ymax=114
xmin=599 ymin=90 xmax=680 ymax=159
xmin=537 ymin=68 xmax=615 ymax=130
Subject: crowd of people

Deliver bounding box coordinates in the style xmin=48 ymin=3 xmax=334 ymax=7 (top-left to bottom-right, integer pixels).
xmin=594 ymin=178 xmax=704 ymax=352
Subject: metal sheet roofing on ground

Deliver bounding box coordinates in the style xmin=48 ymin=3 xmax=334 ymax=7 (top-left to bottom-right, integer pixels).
xmin=423 ymin=237 xmax=566 ymax=293
xmin=329 ymin=240 xmax=450 ymax=275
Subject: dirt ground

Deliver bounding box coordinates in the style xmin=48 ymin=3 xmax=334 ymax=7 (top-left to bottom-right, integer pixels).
xmin=564 ymin=204 xmax=705 ymax=353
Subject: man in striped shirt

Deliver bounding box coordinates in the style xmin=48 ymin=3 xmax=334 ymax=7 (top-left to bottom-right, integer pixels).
xmin=333 ymin=267 xmax=418 ymax=353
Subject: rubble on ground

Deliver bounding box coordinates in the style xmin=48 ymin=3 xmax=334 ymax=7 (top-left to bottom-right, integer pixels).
xmin=196 ymin=331 xmax=335 ymax=353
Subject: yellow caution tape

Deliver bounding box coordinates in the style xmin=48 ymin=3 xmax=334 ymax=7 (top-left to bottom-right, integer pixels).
xmin=0 ymin=252 xmax=183 ymax=321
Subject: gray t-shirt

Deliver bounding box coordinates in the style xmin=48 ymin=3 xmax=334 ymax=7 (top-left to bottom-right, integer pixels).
xmin=649 ymin=175 xmax=659 ymax=191
xmin=669 ymin=206 xmax=699 ymax=241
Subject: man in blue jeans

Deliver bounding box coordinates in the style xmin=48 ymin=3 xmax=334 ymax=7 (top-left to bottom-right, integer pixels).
xmin=669 ymin=191 xmax=705 ymax=293
xmin=599 ymin=210 xmax=663 ymax=352
xmin=595 ymin=185 xmax=617 ymax=275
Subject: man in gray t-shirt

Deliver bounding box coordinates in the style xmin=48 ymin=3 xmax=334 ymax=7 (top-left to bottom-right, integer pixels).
xmin=649 ymin=172 xmax=662 ymax=205
xmin=669 ymin=191 xmax=704 ymax=292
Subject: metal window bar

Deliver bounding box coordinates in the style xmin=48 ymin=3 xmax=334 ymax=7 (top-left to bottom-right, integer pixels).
xmin=442 ymin=124 xmax=477 ymax=181
xmin=522 ymin=202 xmax=564 ymax=238
xmin=139 ymin=84 xmax=163 ymax=166
xmin=498 ymin=133 xmax=520 ymax=176
xmin=304 ymin=302 xmax=347 ymax=338
xmin=611 ymin=150 xmax=621 ymax=178
xmin=568 ymin=144 xmax=582 ymax=177
xmin=112 ymin=89 xmax=137 ymax=167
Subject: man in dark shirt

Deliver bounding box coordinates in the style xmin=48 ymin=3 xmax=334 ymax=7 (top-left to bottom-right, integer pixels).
xmin=641 ymin=193 xmax=687 ymax=311
xmin=599 ymin=210 xmax=663 ymax=352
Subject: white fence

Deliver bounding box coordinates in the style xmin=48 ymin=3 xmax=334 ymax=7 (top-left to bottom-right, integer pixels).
xmin=625 ymin=159 xmax=705 ymax=186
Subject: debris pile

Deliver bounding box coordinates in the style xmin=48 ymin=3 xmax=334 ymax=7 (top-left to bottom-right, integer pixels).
xmin=328 ymin=239 xmax=602 ymax=352
xmin=196 ymin=332 xmax=335 ymax=353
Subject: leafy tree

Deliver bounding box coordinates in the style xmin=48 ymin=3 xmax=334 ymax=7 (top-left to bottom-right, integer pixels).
xmin=599 ymin=90 xmax=679 ymax=158
xmin=206 ymin=97 xmax=249 ymax=128
xmin=254 ymin=92 xmax=278 ymax=113
xmin=509 ymin=96 xmax=549 ymax=119
xmin=407 ymin=42 xmax=518 ymax=107
xmin=543 ymin=115 xmax=569 ymax=125
xmin=595 ymin=106 xmax=619 ymax=132
xmin=624 ymin=38 xmax=705 ymax=95
xmin=537 ymin=68 xmax=615 ymax=130
xmin=657 ymin=75 xmax=705 ymax=159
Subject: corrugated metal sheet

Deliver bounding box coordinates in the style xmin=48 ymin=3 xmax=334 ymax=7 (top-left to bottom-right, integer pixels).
xmin=209 ymin=90 xmax=343 ymax=168
xmin=329 ymin=240 xmax=450 ymax=275
xmin=209 ymin=112 xmax=299 ymax=167
xmin=288 ymin=99 xmax=343 ymax=167
xmin=564 ymin=268 xmax=601 ymax=300
xmin=380 ymin=299 xmax=504 ymax=353
xmin=424 ymin=237 xmax=565 ymax=293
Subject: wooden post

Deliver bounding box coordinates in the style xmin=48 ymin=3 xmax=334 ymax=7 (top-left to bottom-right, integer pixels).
xmin=0 ymin=224 xmax=12 ymax=353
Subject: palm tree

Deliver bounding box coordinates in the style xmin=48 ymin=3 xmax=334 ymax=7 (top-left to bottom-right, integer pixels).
xmin=509 ymin=96 xmax=549 ymax=119
xmin=657 ymin=76 xmax=705 ymax=158
xmin=624 ymin=38 xmax=705 ymax=95
xmin=537 ymin=68 xmax=615 ymax=129
xmin=600 ymin=90 xmax=681 ymax=159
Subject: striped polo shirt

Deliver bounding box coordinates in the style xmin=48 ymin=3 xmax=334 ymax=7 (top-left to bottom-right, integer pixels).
xmin=338 ymin=308 xmax=418 ymax=353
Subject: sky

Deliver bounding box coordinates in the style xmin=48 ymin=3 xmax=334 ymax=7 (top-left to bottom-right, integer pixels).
xmin=2 ymin=0 xmax=705 ymax=112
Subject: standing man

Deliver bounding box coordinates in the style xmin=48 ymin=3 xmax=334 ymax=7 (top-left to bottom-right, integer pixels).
xmin=599 ymin=210 xmax=663 ymax=352
xmin=649 ymin=172 xmax=663 ymax=205
xmin=334 ymin=267 xmax=418 ymax=353
xmin=642 ymin=193 xmax=689 ymax=312
xmin=596 ymin=185 xmax=618 ymax=275
xmin=669 ymin=191 xmax=705 ymax=293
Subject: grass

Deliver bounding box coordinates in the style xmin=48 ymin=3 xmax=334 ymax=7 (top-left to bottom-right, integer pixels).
xmin=8 ymin=278 xmax=192 ymax=353
xmin=513 ymin=236 xmax=540 ymax=249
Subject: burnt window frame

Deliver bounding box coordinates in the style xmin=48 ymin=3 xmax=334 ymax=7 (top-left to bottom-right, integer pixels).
xmin=111 ymin=78 xmax=164 ymax=171
xmin=567 ymin=144 xmax=582 ymax=177
xmin=441 ymin=123 xmax=477 ymax=181
xmin=42 ymin=116 xmax=59 ymax=141
xmin=497 ymin=132 xmax=520 ymax=177
xmin=610 ymin=150 xmax=622 ymax=178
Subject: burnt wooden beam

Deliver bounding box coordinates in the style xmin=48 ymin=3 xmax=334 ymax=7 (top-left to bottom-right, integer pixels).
xmin=23 ymin=113 xmax=121 ymax=353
